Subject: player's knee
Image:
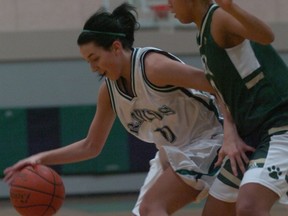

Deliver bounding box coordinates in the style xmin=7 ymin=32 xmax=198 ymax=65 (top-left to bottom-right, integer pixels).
xmin=236 ymin=207 xmax=264 ymax=216
xmin=236 ymin=200 xmax=261 ymax=216
xmin=139 ymin=200 xmax=157 ymax=215
xmin=139 ymin=203 xmax=148 ymax=216
xmin=139 ymin=201 xmax=153 ymax=216
xmin=139 ymin=200 xmax=165 ymax=216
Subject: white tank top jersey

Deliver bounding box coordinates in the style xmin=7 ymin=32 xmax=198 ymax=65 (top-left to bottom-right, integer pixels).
xmin=105 ymin=47 xmax=222 ymax=150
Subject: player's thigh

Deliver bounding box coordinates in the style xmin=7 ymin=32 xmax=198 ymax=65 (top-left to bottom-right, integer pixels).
xmin=141 ymin=165 xmax=199 ymax=214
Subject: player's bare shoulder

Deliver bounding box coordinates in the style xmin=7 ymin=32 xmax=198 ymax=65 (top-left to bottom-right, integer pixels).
xmin=211 ymin=8 xmax=244 ymax=48
xmin=143 ymin=52 xmax=171 ymax=87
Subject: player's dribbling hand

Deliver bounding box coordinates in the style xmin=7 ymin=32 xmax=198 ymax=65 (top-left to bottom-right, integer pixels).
xmin=3 ymin=157 xmax=39 ymax=185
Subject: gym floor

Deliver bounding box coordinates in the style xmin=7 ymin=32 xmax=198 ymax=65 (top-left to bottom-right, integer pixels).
xmin=1 ymin=193 xmax=287 ymax=216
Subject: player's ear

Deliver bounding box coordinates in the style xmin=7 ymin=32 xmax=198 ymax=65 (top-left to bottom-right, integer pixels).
xmin=111 ymin=40 xmax=122 ymax=54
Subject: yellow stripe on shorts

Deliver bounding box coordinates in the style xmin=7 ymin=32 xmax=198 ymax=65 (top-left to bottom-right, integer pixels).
xmin=268 ymin=126 xmax=288 ymax=135
xmin=220 ymin=168 xmax=241 ymax=186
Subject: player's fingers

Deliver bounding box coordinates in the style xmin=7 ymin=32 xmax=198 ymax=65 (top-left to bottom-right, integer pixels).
xmin=3 ymin=162 xmax=31 ymax=184
xmin=245 ymin=145 xmax=256 ymax=153
xmin=241 ymin=152 xmax=250 ymax=164
xmin=214 ymin=158 xmax=222 ymax=167
xmin=229 ymin=158 xmax=238 ymax=176
xmin=236 ymin=156 xmax=246 ymax=174
xmin=10 ymin=161 xmax=31 ymax=172
xmin=3 ymin=165 xmax=15 ymax=175
xmin=3 ymin=171 xmax=16 ymax=185
xmin=2 ymin=173 xmax=10 ymax=183
xmin=214 ymin=151 xmax=225 ymax=167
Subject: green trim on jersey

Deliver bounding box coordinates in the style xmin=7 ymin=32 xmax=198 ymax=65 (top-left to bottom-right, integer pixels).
xmin=177 ymin=152 xmax=220 ymax=178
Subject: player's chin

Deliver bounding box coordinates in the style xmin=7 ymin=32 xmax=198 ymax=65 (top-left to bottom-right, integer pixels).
xmin=108 ymin=74 xmax=120 ymax=81
xmin=177 ymin=16 xmax=192 ymax=24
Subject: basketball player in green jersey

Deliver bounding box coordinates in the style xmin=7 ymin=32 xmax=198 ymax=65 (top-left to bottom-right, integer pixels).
xmin=168 ymin=0 xmax=288 ymax=216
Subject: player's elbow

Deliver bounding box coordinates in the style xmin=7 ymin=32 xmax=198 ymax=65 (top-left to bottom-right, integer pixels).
xmin=259 ymin=32 xmax=275 ymax=45
xmin=83 ymin=139 xmax=102 ymax=158
xmin=89 ymin=143 xmax=103 ymax=158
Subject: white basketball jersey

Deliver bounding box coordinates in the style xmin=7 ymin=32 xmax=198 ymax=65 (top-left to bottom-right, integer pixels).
xmin=106 ymin=47 xmax=222 ymax=149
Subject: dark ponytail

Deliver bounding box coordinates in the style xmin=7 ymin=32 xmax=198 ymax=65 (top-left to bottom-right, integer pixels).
xmin=77 ymin=2 xmax=140 ymax=50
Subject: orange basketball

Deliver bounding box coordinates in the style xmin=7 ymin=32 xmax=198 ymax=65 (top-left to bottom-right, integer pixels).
xmin=9 ymin=164 xmax=65 ymax=216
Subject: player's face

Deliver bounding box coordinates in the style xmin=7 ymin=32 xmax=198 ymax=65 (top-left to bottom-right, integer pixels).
xmin=79 ymin=42 xmax=121 ymax=80
xmin=168 ymin=0 xmax=195 ymax=24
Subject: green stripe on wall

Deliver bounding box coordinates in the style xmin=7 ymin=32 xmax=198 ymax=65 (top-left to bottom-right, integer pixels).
xmin=60 ymin=105 xmax=98 ymax=174
xmin=0 ymin=109 xmax=27 ymax=176
xmin=96 ymin=117 xmax=129 ymax=173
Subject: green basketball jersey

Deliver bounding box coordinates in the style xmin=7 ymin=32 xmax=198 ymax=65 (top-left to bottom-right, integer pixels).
xmin=197 ymin=4 xmax=288 ymax=136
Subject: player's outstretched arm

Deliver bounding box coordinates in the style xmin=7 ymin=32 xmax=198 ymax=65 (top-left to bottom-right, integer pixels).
xmin=144 ymin=52 xmax=215 ymax=93
xmin=4 ymin=82 xmax=115 ymax=184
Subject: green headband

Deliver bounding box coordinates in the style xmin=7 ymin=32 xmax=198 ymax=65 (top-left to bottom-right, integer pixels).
xmin=82 ymin=29 xmax=126 ymax=37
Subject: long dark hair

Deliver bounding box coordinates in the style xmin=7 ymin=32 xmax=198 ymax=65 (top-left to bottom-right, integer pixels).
xmin=77 ymin=3 xmax=140 ymax=50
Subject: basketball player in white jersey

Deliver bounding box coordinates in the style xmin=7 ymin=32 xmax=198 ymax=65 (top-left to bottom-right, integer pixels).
xmin=4 ymin=3 xmax=227 ymax=215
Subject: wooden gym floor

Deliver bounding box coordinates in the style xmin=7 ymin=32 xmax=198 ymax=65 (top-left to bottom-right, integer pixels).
xmin=0 ymin=193 xmax=287 ymax=216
